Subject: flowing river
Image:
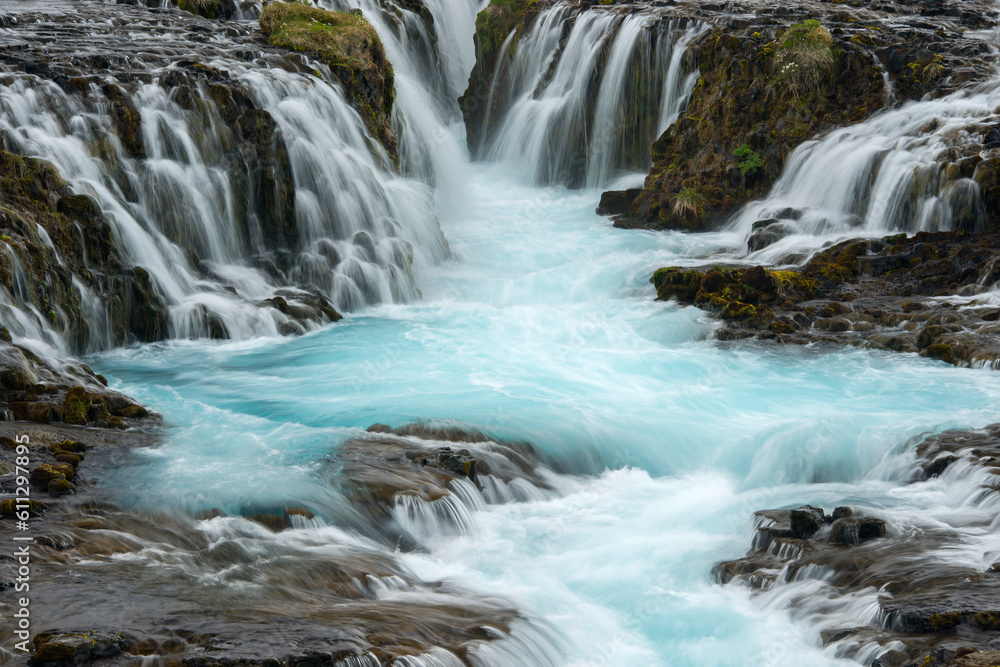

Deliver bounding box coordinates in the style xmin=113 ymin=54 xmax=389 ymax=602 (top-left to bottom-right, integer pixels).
xmin=93 ymin=160 xmax=1000 ymax=665
xmin=4 ymin=0 xmax=1000 ymax=664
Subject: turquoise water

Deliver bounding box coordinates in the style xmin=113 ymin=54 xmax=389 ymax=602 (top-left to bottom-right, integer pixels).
xmin=93 ymin=165 xmax=1000 ymax=666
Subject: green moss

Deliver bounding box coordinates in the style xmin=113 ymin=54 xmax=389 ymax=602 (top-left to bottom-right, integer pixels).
xmin=260 ymin=5 xmax=386 ymax=72
xmin=769 ymin=321 xmax=795 ymax=334
xmin=772 ymin=270 xmax=818 ymax=296
xmin=928 ymin=611 xmax=961 ymax=632
xmin=178 ymin=0 xmax=220 ymax=19
xmin=926 ymin=343 xmax=956 ymax=364
xmin=49 ymin=440 xmax=87 ymax=454
xmin=0 ymin=499 xmax=47 ymax=517
xmin=972 ymin=610 xmax=1000 ymax=630
xmin=260 ymin=3 xmax=395 ymax=155
xmin=118 ymin=404 xmax=149 ymax=419
xmin=475 ymin=0 xmax=539 ymax=64
xmin=651 ymin=267 xmax=704 ymax=302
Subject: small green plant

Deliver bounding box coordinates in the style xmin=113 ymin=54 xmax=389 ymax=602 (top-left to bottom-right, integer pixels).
xmin=733 ymin=144 xmax=762 ymax=177
xmin=672 ymin=187 xmax=706 ymax=218
xmin=770 ymin=19 xmax=836 ymax=97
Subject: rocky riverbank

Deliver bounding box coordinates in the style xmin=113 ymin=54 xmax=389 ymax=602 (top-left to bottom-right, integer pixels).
xmin=716 ymin=423 xmax=1000 ymax=667
xmin=0 ymin=419 xmax=559 ymax=666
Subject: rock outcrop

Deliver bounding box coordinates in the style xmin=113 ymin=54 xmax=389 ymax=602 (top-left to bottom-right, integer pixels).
xmin=330 ymin=422 xmax=552 ymax=546
xmin=651 ymin=230 xmax=1000 ymax=367
xmin=0 ymin=2 xmax=356 ymax=349
xmin=0 ymin=149 xmax=167 ymax=348
xmin=605 ymin=0 xmax=998 ymax=230
xmin=0 ymin=420 xmax=542 ymax=667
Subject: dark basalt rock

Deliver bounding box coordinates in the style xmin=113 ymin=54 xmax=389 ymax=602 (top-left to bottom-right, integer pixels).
xmin=597 ymin=189 xmax=642 ymax=217
xmin=828 ymin=516 xmax=887 ymax=545
xmin=789 ymin=505 xmax=825 ymax=538
xmin=651 ymin=231 xmax=1000 ymax=368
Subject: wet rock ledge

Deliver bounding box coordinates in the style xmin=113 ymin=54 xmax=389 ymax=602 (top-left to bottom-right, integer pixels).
xmin=0 ymin=420 xmax=555 ymax=666
xmin=652 ymin=230 xmax=1000 ymax=368
xmin=717 ymin=424 xmax=1000 ymax=666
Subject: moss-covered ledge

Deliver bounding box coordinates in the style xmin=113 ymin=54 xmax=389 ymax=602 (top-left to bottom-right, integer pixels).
xmin=625 ymin=20 xmax=886 ymax=232
xmin=260 ymin=2 xmax=397 ymax=159
xmin=651 ymin=230 xmax=1000 ymax=368
xmin=601 ymin=1 xmax=998 ymax=232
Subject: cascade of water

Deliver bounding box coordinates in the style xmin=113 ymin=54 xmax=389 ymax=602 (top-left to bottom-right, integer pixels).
xmin=308 ymin=0 xmax=482 ymax=218
xmin=475 ymin=7 xmax=705 ymax=188
xmin=0 ymin=3 xmax=455 ymax=350
xmin=733 ymin=77 xmax=1000 ymax=262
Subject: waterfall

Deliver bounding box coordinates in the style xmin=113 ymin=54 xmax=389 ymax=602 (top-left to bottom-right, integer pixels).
xmin=309 ymin=0 xmax=482 ymax=218
xmin=733 ymin=77 xmax=1000 ymax=260
xmin=473 ymin=6 xmax=706 ymax=188
xmin=0 ymin=2 xmax=453 ymax=351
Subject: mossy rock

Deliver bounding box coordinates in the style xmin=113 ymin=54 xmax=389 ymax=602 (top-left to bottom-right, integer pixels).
xmin=927 ymin=611 xmax=962 ymax=632
xmin=925 ymin=343 xmax=956 ymax=364
xmin=651 ymin=264 xmax=801 ymax=329
xmin=259 ymin=3 xmax=396 ymax=157
xmin=972 ymin=610 xmax=1000 ymax=631
xmin=0 ymin=366 xmax=32 ymax=390
xmin=630 ymin=22 xmax=884 ymax=231
xmin=49 ymin=440 xmax=87 ymax=454
xmin=179 ymin=0 xmax=221 ymax=19
xmin=62 ymin=386 xmax=92 ymax=426
xmin=31 ymin=631 xmax=133 ymax=665
xmin=29 ymin=463 xmax=67 ymax=487
xmin=48 ymin=478 xmax=75 ymax=495
xmin=117 ymin=404 xmax=149 ymax=419
xmin=53 ymin=452 xmax=82 ymax=467
xmin=769 ymin=320 xmax=795 ymax=334
xmin=0 ymin=498 xmax=47 ymax=517
xmin=653 ymin=267 xmax=704 ymax=302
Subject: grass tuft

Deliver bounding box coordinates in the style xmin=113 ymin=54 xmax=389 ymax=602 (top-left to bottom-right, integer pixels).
xmin=770 ymin=19 xmax=837 ymax=97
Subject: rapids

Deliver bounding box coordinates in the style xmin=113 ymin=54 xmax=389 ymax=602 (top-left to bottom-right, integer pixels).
xmin=93 ymin=164 xmax=1000 ymax=666
xmin=3 ymin=0 xmax=1000 ymax=665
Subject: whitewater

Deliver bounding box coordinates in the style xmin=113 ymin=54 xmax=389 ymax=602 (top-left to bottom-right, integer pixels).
xmin=4 ymin=0 xmax=1000 ymax=664
xmin=94 ymin=160 xmax=1000 ymax=665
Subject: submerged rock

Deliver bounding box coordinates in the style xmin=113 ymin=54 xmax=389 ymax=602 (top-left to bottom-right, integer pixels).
xmin=333 ymin=421 xmax=551 ymax=539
